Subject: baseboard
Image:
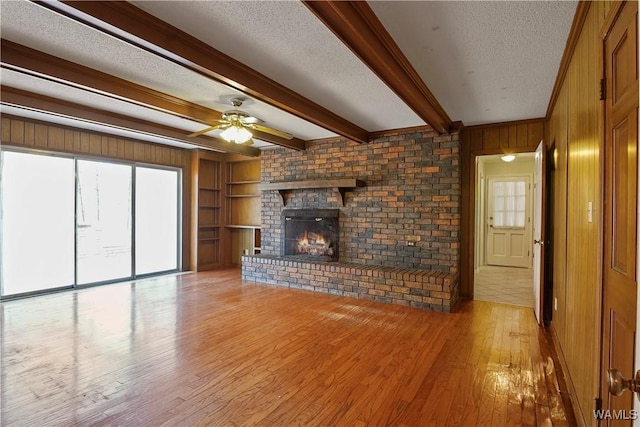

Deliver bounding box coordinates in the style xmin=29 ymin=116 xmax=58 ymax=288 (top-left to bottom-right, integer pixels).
xmin=549 ymin=323 xmax=589 ymax=427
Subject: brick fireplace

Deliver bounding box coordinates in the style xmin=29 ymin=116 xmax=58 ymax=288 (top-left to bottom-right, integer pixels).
xmin=282 ymin=209 xmax=339 ymax=261
xmin=242 ymin=128 xmax=461 ymax=312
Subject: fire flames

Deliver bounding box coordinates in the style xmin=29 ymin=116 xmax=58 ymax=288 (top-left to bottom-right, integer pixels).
xmin=295 ymin=230 xmax=333 ymax=256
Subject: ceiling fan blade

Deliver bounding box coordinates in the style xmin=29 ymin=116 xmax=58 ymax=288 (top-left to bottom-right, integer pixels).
xmin=251 ymin=124 xmax=294 ymax=140
xmin=188 ymin=123 xmax=229 ymax=138
xmin=241 ymin=116 xmax=264 ymax=125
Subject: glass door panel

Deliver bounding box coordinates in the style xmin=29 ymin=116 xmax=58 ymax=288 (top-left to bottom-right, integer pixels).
xmin=76 ymin=160 xmax=132 ymax=285
xmin=1 ymin=151 xmax=75 ymax=295
xmin=135 ymin=167 xmax=179 ymax=275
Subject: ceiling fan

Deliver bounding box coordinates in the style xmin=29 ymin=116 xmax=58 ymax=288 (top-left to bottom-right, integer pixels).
xmin=188 ymin=97 xmax=294 ymax=144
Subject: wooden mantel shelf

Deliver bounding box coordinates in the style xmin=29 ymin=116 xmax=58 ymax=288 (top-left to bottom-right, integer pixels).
xmin=259 ymin=179 xmax=365 ymax=206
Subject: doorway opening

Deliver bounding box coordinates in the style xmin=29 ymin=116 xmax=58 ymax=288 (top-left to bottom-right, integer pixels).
xmin=473 ymin=153 xmax=535 ymax=307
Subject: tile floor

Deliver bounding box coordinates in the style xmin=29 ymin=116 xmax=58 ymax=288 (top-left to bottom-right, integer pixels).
xmin=474 ymin=265 xmax=534 ymax=307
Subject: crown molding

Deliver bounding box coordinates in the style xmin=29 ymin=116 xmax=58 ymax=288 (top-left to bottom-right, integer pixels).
xmin=545 ymin=1 xmax=591 ymax=119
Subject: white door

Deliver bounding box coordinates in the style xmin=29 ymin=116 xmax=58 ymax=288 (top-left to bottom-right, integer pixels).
xmin=533 ymin=142 xmax=545 ymax=325
xmin=486 ymin=175 xmax=531 ymax=268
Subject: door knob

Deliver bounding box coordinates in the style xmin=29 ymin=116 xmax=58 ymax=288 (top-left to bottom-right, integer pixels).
xmin=607 ymin=368 xmax=640 ymax=400
xmin=534 ymin=239 xmax=545 ymax=245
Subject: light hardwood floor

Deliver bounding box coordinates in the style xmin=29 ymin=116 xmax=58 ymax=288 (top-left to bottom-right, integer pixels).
xmin=1 ymin=269 xmax=574 ymax=426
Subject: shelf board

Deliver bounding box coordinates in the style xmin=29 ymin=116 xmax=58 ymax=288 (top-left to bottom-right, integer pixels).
xmin=226 ymin=225 xmax=260 ymax=229
xmin=228 ymin=180 xmax=261 ymax=185
xmin=199 ymin=205 xmax=221 ymax=209
xmin=199 ymin=187 xmax=221 ymax=191
xmin=199 ymin=224 xmax=221 ymax=229
xmin=226 ymin=194 xmax=260 ymax=198
xmin=198 ymin=237 xmax=220 ymax=242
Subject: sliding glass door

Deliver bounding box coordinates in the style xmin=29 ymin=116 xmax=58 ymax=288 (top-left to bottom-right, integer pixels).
xmin=135 ymin=167 xmax=179 ymax=275
xmin=76 ymin=160 xmax=133 ymax=285
xmin=1 ymin=151 xmax=75 ymax=295
xmin=1 ymin=149 xmax=181 ymax=298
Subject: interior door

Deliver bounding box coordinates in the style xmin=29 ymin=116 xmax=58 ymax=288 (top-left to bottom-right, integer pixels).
xmin=601 ymin=1 xmax=638 ymax=424
xmin=533 ymin=142 xmax=545 ymax=325
xmin=486 ymin=175 xmax=531 ymax=268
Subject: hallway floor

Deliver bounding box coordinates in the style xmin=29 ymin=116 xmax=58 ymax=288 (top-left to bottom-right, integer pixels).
xmin=474 ymin=265 xmax=534 ymax=308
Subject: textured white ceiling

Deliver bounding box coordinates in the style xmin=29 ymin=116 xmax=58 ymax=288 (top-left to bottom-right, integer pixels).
xmin=0 ymin=0 xmax=578 ymax=151
xmin=369 ymin=1 xmax=577 ymax=125
xmin=1 ymin=68 xmax=214 ymax=135
xmin=0 ymin=0 xmax=334 ymax=142
xmin=131 ymin=0 xmax=423 ymax=131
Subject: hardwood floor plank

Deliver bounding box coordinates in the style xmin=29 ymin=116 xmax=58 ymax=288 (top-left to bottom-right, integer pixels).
xmin=1 ymin=270 xmax=575 ymax=426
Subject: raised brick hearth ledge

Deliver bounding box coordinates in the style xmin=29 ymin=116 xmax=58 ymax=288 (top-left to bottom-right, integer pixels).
xmin=241 ymin=255 xmax=459 ymax=313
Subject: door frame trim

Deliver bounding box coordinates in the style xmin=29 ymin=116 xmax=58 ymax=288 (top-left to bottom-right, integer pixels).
xmin=463 ymin=146 xmax=540 ymax=299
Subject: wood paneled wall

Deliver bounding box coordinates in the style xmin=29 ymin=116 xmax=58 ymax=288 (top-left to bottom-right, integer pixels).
xmin=460 ymin=119 xmax=545 ymax=298
xmin=1 ymin=116 xmax=189 ymax=167
xmin=1 ymin=115 xmax=193 ymax=270
xmin=546 ymin=2 xmax=615 ymax=425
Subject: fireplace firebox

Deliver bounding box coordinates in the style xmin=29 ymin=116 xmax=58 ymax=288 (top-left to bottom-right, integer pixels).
xmin=282 ymin=209 xmax=339 ymax=261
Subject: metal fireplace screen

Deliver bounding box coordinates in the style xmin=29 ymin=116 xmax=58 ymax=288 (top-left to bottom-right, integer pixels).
xmin=282 ymin=209 xmax=339 ymax=261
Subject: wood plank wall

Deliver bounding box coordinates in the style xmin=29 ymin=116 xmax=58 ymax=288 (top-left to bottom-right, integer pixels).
xmin=1 ymin=115 xmax=193 ymax=270
xmin=546 ymin=2 xmax=615 ymax=425
xmin=460 ymin=119 xmax=545 ymax=298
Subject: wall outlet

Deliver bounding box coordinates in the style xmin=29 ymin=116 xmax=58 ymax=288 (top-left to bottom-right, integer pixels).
xmin=554 ymin=297 xmax=558 ymax=311
xmin=406 ymin=236 xmax=419 ymax=246
xmin=587 ymin=201 xmax=593 ymax=223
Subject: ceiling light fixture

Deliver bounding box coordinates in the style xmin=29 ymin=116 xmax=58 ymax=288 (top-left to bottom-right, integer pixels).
xmin=220 ymin=124 xmax=252 ymax=144
xmin=501 ymin=154 xmax=516 ymax=162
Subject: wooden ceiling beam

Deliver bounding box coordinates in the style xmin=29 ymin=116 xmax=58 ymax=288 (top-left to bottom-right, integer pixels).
xmin=0 ymin=39 xmax=220 ymax=124
xmin=302 ymin=1 xmax=452 ymax=135
xmin=1 ymin=39 xmax=306 ymax=151
xmin=44 ymin=1 xmax=369 ymax=144
xmin=0 ymin=86 xmax=261 ymax=157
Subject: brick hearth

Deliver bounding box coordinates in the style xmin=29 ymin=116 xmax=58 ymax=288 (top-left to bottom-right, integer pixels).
xmin=241 ymin=255 xmax=459 ymax=313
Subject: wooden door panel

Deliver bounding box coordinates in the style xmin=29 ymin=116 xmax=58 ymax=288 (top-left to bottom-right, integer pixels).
xmin=490 ymin=232 xmax=507 ymax=257
xmin=601 ymin=1 xmax=638 ymax=423
xmin=610 ymin=5 xmax=637 ymax=110
xmin=609 ymin=308 xmax=636 ymax=424
xmin=612 ymin=115 xmax=637 ymax=277
xmin=510 ymin=234 xmax=525 ymax=257
xmin=612 ymin=31 xmax=633 ymax=104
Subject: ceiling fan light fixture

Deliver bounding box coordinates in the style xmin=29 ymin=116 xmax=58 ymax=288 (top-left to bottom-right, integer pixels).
xmin=221 ymin=125 xmax=252 ymax=144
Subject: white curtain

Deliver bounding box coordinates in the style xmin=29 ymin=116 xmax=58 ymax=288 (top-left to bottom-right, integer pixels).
xmin=493 ymin=180 xmax=526 ymax=228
